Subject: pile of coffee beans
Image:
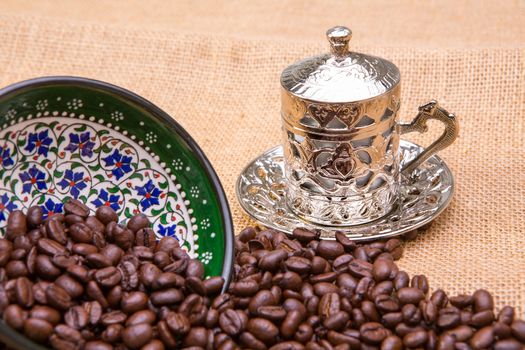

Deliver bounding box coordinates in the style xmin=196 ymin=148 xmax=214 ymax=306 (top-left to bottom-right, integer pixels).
xmin=0 ymin=201 xmax=524 ymax=350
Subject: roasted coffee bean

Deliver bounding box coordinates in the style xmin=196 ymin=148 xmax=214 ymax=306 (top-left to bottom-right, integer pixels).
xmin=219 ymin=309 xmax=246 ymax=336
xmin=4 ymin=304 xmax=27 ymax=330
xmin=83 ymin=300 xmax=103 ymax=326
xmin=182 ymin=326 xmax=209 ymax=347
xmin=437 ymin=307 xmax=461 ymax=329
xmin=403 ymin=330 xmax=428 ymax=348
xmin=30 ymin=305 xmax=61 ymax=325
xmin=393 ymin=271 xmax=409 ymax=290
xmin=135 ymin=228 xmax=156 ymax=248
xmin=64 ymin=199 xmax=90 ymax=218
xmin=323 ymin=311 xmax=349 ymax=331
xmin=101 ymin=323 xmax=123 ymax=344
xmin=402 ymin=304 xmax=421 ymax=325
xmin=0 ymin=239 xmax=13 ymax=267
xmin=248 ymin=318 xmax=279 ymax=344
xmin=94 ymin=266 xmax=122 ymax=288
xmin=470 ymin=309 xmax=495 ymax=327
xmin=472 ymin=289 xmax=494 ymax=312
xmin=348 ymin=259 xmax=373 ymax=279
xmin=510 ymin=320 xmax=525 ymax=342
xmin=46 ymin=284 xmax=71 ymax=310
xmin=494 ymin=339 xmax=523 ymax=350
xmin=334 ymin=231 xmax=357 ymax=252
xmin=72 ymin=243 xmax=98 ymax=256
xmin=470 ymin=326 xmax=494 ymax=349
xmin=6 ymin=210 xmax=27 ymax=240
xmin=151 ymin=288 xmax=184 ymax=306
xmin=27 ymin=206 xmax=44 ymax=228
xmin=125 ymin=310 xmax=156 ymax=327
xmin=70 ymin=223 xmax=94 ymax=243
xmin=498 ymin=306 xmax=515 ymax=325
xmin=55 ymin=274 xmax=84 ymax=299
xmin=6 ymin=259 xmax=28 ymax=278
xmin=203 ymin=276 xmax=225 ymax=295
xmin=122 ymin=323 xmax=153 ymax=349
xmin=95 ymin=206 xmax=118 ymax=225
xmin=65 ymin=305 xmax=89 ymax=330
xmin=431 ymin=289 xmax=449 ymax=309
xmin=445 ymin=325 xmax=473 ymax=342
xmin=113 ymin=226 xmax=134 ymax=250
xmin=397 ymin=287 xmax=424 ymax=304
xmin=86 ymin=253 xmax=112 ymax=268
xmin=375 ymin=294 xmax=400 ymax=313
xmin=101 ymin=310 xmax=127 ymax=326
xmin=316 ymin=240 xmax=344 ymax=260
xmin=45 ymin=219 xmax=67 ymax=245
xmin=24 ymin=318 xmax=53 ymax=343
xmin=15 ymin=276 xmax=34 ymax=307
xmin=120 ymin=260 xmax=139 ymax=291
xmin=87 ymin=281 xmax=109 ymax=309
xmin=372 ymin=259 xmax=393 ymax=282
xmin=381 ymin=335 xmax=403 ymax=350
xmin=449 ymin=294 xmax=474 ymax=309
xmin=127 ymin=214 xmax=150 ymax=233
xmin=360 ymin=322 xmax=389 ymax=344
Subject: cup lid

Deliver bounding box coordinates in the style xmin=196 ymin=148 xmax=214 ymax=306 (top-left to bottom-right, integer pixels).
xmin=281 ymin=26 xmax=400 ymax=103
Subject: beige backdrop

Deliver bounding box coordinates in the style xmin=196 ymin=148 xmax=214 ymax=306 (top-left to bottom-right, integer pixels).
xmin=1 ymin=1 xmax=524 ymax=316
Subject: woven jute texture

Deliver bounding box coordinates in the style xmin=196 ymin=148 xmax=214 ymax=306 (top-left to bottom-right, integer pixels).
xmin=0 ymin=4 xmax=524 ymax=316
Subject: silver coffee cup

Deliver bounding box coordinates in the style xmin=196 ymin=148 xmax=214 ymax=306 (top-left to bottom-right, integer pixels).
xmin=280 ymin=26 xmax=459 ymax=226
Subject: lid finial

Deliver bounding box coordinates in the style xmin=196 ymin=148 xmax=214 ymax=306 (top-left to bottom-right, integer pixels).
xmin=326 ymin=26 xmax=352 ymax=58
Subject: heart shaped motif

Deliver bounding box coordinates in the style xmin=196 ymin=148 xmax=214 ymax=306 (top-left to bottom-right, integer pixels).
xmin=333 ymin=157 xmax=355 ymax=178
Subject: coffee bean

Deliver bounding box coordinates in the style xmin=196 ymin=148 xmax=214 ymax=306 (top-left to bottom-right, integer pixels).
xmin=64 ymin=199 xmax=90 ymax=218
xmin=121 ymin=291 xmax=148 ymax=314
xmin=125 ymin=310 xmax=156 ymax=326
xmin=101 ymin=311 xmax=127 ymax=326
xmin=15 ymin=276 xmax=34 ymax=308
xmin=27 ymin=206 xmax=44 ymax=228
xmin=127 ymin=214 xmax=150 ymax=233
xmin=45 ymin=219 xmax=67 ymax=245
xmin=65 ymin=305 xmax=89 ymax=330
xmin=101 ymin=324 xmax=123 ymax=344
xmin=55 ymin=274 xmax=84 ymax=299
xmin=316 ymin=241 xmax=344 ymax=260
xmin=120 ymin=260 xmax=139 ymax=291
xmin=360 ymin=322 xmax=389 ymax=344
xmin=430 ymin=289 xmax=449 ymax=309
xmin=510 ymin=320 xmax=525 ymax=342
xmin=6 ymin=259 xmax=28 ymax=278
xmin=72 ymin=243 xmax=98 ymax=256
xmin=4 ymin=304 xmax=27 ymax=330
xmin=470 ymin=309 xmax=495 ymax=327
xmin=122 ymin=323 xmax=153 ymax=349
xmin=323 ymin=311 xmax=349 ymax=331
xmin=248 ymin=318 xmax=279 ymax=344
xmin=6 ymin=210 xmax=27 ymax=240
xmin=24 ymin=318 xmax=53 ymax=343
xmin=84 ymin=340 xmax=113 ymax=350
xmin=95 ymin=206 xmax=118 ymax=225
xmin=113 ymin=225 xmax=134 ymax=250
xmin=135 ymin=228 xmax=157 ymax=249
xmin=348 ymin=259 xmax=373 ymax=279
xmin=445 ymin=325 xmax=473 ymax=342
xmin=46 ymin=284 xmax=71 ymax=311
xmin=402 ymin=304 xmax=421 ymax=325
xmin=403 ymin=329 xmax=428 ymax=348
xmin=375 ymin=294 xmax=400 ymax=313
xmin=498 ymin=306 xmax=515 ymax=325
xmin=494 ymin=339 xmax=524 ymax=350
xmin=30 ymin=305 xmax=61 ymax=325
xmin=0 ymin=239 xmax=13 ymax=267
xmin=182 ymin=326 xmax=209 ymax=347
xmin=397 ymin=287 xmax=424 ymax=304
xmin=381 ymin=335 xmax=403 ymax=350
xmin=69 ymin=223 xmax=94 ymax=243
xmin=151 ymin=288 xmax=184 ymax=306
xmin=494 ymin=321 xmax=512 ymax=338
xmin=473 ymin=289 xmax=494 ymax=312
xmin=437 ymin=307 xmax=461 ymax=329
xmin=94 ymin=266 xmax=122 ymax=288
xmin=86 ymin=281 xmax=109 ymax=309
xmin=372 ymin=259 xmax=393 ymax=282
xmin=470 ymin=326 xmax=494 ymax=349
xmin=203 ymin=276 xmax=225 ymax=295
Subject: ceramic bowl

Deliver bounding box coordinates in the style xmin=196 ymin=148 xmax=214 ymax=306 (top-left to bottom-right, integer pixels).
xmin=0 ymin=76 xmax=234 ymax=349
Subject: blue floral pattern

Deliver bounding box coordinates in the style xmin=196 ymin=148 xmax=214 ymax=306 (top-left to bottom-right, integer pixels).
xmin=0 ymin=194 xmax=17 ymax=223
xmin=0 ymin=116 xmax=198 ymax=260
xmin=91 ymin=189 xmax=120 ymax=211
xmin=0 ymin=144 xmax=14 ymax=168
xmin=159 ymin=223 xmax=178 ymax=238
xmin=19 ymin=166 xmax=47 ymax=194
xmin=58 ymin=169 xmax=87 ymax=199
xmin=41 ymin=198 xmax=63 ymax=219
xmin=65 ymin=132 xmax=95 ymax=157
xmin=25 ymin=130 xmax=52 ymax=156
xmin=103 ymin=149 xmax=133 ymax=180
xmin=136 ymin=179 xmax=161 ymax=210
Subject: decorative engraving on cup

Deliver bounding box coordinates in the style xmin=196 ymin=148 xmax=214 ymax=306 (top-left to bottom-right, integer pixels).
xmin=307 ymin=103 xmax=361 ymax=128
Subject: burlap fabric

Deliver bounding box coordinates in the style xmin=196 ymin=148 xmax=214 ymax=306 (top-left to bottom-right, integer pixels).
xmin=0 ymin=1 xmax=524 ymax=316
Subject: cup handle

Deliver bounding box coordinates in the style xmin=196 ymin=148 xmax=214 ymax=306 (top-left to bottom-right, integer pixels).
xmin=398 ymin=100 xmax=459 ymax=175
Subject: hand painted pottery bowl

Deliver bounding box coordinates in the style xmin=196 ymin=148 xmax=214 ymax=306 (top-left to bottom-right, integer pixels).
xmin=0 ymin=76 xmax=234 ymax=348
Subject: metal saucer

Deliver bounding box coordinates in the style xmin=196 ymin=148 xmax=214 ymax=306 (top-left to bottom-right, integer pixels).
xmin=236 ymin=140 xmax=455 ymax=241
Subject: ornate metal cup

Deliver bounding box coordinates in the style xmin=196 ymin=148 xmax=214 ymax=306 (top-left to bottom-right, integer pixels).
xmin=281 ymin=26 xmax=459 ymax=226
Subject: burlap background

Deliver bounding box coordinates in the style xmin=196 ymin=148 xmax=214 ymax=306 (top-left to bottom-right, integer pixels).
xmin=0 ymin=1 xmax=524 ymax=316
